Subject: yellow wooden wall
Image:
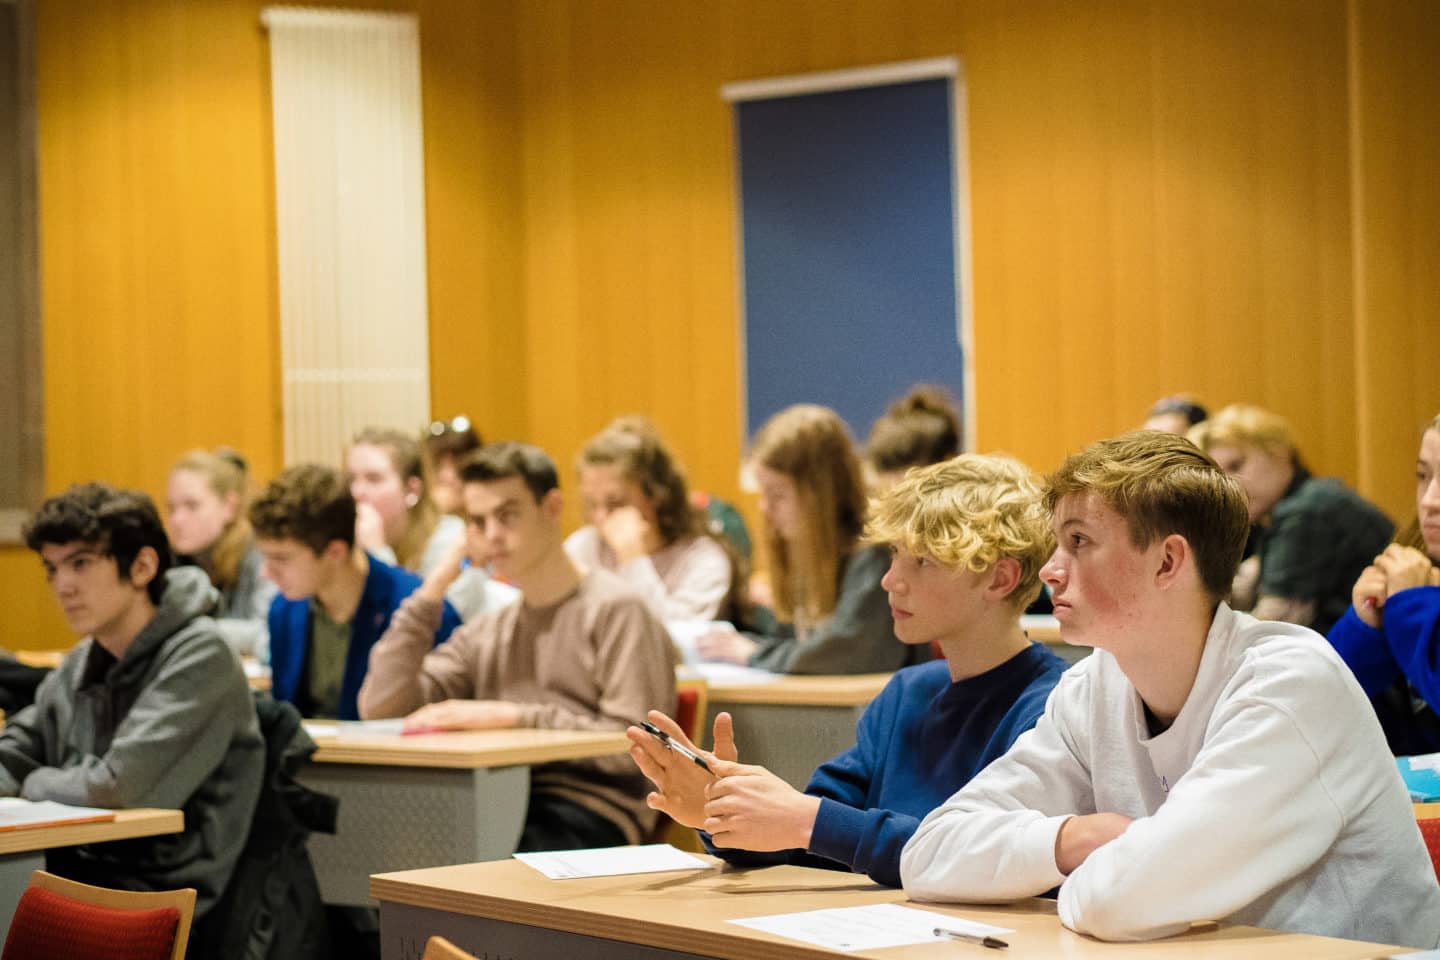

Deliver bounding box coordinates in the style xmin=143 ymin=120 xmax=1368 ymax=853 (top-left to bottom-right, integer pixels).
xmin=6 ymin=0 xmax=1437 ymax=646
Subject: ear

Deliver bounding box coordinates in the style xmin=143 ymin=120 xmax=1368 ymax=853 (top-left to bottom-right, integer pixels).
xmin=984 ymin=556 xmax=1023 ymax=603
xmin=1153 ymin=534 xmax=1190 ymax=590
xmin=126 ymin=546 xmax=160 ymax=592
xmin=404 ymin=476 xmax=423 ymax=508
xmin=541 ymin=488 xmax=564 ymax=521
xmin=321 ymin=539 xmax=351 ymax=565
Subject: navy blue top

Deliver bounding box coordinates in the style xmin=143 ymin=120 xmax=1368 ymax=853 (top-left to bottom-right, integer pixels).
xmin=267 ymin=552 xmax=461 ymax=721
xmin=706 ymin=641 xmax=1067 ymax=885
xmin=1328 ymin=586 xmax=1440 ymax=755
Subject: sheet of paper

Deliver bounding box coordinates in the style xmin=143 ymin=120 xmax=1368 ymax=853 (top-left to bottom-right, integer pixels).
xmin=302 ymin=719 xmax=407 ymax=739
xmin=514 ymin=843 xmax=711 ymax=879
xmin=0 ymin=798 xmax=115 ymax=831
xmin=730 ymin=903 xmax=1013 ymax=953
xmin=676 ymin=662 xmax=782 ymax=685
xmin=665 ymin=619 xmax=733 ymax=666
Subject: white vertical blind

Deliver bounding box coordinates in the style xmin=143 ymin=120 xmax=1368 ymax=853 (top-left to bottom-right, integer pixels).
xmin=263 ymin=7 xmax=430 ymax=465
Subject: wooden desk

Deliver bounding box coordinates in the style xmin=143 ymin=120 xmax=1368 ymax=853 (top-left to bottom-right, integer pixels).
xmin=300 ymin=726 xmax=630 ymax=907
xmin=703 ymin=674 xmax=892 ymax=789
xmin=0 ymin=808 xmax=184 ymax=931
xmin=369 ymin=858 xmax=1409 ymax=960
xmin=11 ymin=649 xmax=65 ymax=669
xmin=1019 ymin=615 xmax=1092 ymax=666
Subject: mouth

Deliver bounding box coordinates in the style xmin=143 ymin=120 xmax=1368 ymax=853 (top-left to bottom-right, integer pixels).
xmin=890 ymin=606 xmax=912 ymax=620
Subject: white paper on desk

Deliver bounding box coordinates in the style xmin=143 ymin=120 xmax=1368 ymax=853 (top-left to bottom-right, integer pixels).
xmin=730 ymin=903 xmax=1013 ymax=953
xmin=0 ymin=798 xmax=114 ymax=830
xmin=676 ymin=662 xmax=782 ymax=685
xmin=514 ymin=843 xmax=711 ymax=879
xmin=301 ymin=719 xmax=406 ymax=739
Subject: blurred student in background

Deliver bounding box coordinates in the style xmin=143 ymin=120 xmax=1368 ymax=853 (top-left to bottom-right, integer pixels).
xmin=698 ymin=404 xmax=922 ymax=674
xmin=1328 ymin=412 xmax=1440 ymax=754
xmin=346 ymin=427 xmax=462 ymax=577
xmin=423 ymin=416 xmax=483 ymax=517
xmin=865 ymin=385 xmax=962 ymax=493
xmin=166 ymin=448 xmax=276 ymax=658
xmin=1189 ymin=404 xmax=1392 ymax=634
xmin=1143 ymin=394 xmax=1208 ymax=435
xmin=566 ymin=416 xmax=735 ymax=622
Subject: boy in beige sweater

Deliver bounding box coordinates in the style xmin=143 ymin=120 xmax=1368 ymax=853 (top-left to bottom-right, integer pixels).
xmin=359 ymin=442 xmax=677 ymax=850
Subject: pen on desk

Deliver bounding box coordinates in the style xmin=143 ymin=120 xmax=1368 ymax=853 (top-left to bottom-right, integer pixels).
xmin=933 ymin=927 xmax=1008 ymax=950
xmin=639 ymin=720 xmax=715 ymax=776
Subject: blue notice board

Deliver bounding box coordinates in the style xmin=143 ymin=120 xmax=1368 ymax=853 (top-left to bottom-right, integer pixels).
xmin=735 ymin=76 xmax=965 ymax=443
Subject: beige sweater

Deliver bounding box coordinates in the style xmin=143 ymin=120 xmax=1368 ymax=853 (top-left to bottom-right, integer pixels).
xmin=358 ymin=569 xmax=677 ymax=843
xmin=564 ymin=527 xmax=733 ymax=622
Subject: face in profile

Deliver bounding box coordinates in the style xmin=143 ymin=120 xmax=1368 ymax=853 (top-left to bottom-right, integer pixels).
xmin=1041 ymin=493 xmax=1154 ymax=653
xmin=346 ymin=443 xmax=413 ymax=538
xmin=578 ymin=464 xmax=657 ymax=530
xmin=753 ymin=463 xmax=801 ymax=542
xmin=1419 ymin=429 xmax=1440 ymax=561
xmin=881 ymin=545 xmax=991 ymax=648
xmin=165 ymin=468 xmax=236 ymax=556
xmin=1206 ymin=442 xmax=1291 ymax=523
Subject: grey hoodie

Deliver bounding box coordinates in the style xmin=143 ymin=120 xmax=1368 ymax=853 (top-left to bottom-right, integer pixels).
xmin=0 ymin=567 xmax=264 ymax=917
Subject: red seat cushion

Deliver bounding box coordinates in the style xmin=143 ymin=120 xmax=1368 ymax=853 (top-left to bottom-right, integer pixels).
xmin=1 ymin=887 xmax=179 ymax=960
xmin=1420 ymin=818 xmax=1440 ymax=885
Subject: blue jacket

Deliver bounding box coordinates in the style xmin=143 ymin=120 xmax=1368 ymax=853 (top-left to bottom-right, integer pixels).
xmin=268 ymin=553 xmax=461 ymax=720
xmin=706 ymin=642 xmax=1067 ymax=885
xmin=1328 ymin=586 xmax=1440 ymax=754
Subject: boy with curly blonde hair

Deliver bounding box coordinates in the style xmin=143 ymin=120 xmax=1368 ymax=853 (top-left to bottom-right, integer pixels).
xmin=629 ymin=454 xmax=1068 ymax=886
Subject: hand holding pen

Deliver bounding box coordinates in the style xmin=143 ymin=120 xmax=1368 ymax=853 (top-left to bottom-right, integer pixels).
xmin=626 ymin=710 xmax=737 ymax=829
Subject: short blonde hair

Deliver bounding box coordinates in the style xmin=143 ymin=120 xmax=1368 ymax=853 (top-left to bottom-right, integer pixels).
xmin=1187 ymin=403 xmax=1295 ymax=462
xmin=1046 ymin=431 xmax=1249 ymax=600
xmin=865 ymin=454 xmax=1052 ymax=610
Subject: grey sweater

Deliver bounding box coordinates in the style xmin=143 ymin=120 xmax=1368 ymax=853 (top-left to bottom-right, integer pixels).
xmin=0 ymin=567 xmax=264 ymax=917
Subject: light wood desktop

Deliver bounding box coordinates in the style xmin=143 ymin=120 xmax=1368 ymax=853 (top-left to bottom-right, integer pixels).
xmin=369 ymin=858 xmax=1410 ymax=960
xmin=0 ymin=808 xmax=184 ymax=932
xmin=300 ymin=726 xmax=630 ymax=906
xmin=703 ymin=673 xmax=892 ymax=789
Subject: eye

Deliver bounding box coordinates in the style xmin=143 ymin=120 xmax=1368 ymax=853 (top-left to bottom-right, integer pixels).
xmin=1069 ymin=533 xmax=1087 ymax=549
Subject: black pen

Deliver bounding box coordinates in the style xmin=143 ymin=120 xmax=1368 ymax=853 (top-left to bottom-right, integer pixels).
xmin=933 ymin=927 xmax=1008 ymax=950
xmin=639 ymin=720 xmax=714 ymax=776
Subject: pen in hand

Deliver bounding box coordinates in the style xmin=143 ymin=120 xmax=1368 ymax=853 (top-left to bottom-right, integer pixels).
xmin=639 ymin=720 xmax=715 ymax=776
xmin=933 ymin=927 xmax=1008 ymax=950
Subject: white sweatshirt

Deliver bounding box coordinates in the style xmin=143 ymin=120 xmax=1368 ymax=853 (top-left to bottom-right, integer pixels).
xmin=901 ymin=604 xmax=1440 ymax=948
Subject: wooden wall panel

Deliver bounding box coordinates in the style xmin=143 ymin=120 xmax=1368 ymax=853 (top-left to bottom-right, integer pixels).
xmin=8 ymin=0 xmax=1436 ymax=643
xmin=1351 ymin=0 xmax=1440 ymax=521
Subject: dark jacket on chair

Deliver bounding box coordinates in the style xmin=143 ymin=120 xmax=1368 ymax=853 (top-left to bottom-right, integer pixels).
xmin=193 ymin=692 xmax=338 ymax=960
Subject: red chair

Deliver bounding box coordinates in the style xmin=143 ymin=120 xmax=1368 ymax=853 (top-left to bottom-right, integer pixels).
xmin=1 ymin=869 xmax=195 ymax=960
xmin=1419 ymin=816 xmax=1440 ymax=884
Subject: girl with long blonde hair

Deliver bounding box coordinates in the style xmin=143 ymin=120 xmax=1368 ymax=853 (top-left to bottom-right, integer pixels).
xmin=698 ymin=404 xmax=924 ymax=673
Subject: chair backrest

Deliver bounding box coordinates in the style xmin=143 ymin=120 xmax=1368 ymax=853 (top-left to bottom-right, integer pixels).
xmin=674 ymin=678 xmax=708 ymax=747
xmin=1 ymin=870 xmax=196 ymax=960
xmin=1419 ymin=817 xmax=1440 ymax=884
xmin=422 ymin=936 xmax=478 ymax=960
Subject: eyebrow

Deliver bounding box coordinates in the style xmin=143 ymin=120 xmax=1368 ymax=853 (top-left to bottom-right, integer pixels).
xmin=44 ymin=546 xmax=99 ymax=566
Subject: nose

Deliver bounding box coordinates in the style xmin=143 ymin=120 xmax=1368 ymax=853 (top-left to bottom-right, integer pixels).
xmin=880 ymin=560 xmax=901 ymax=594
xmin=1422 ymin=476 xmax=1440 ymax=512
xmin=1039 ymin=550 xmax=1064 ymax=588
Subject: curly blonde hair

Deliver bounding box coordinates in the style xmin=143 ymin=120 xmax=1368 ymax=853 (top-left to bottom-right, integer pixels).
xmin=865 ymin=454 xmax=1052 ymax=610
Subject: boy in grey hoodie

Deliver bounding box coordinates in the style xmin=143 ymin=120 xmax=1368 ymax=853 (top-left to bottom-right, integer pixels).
xmin=0 ymin=483 xmax=263 ymax=931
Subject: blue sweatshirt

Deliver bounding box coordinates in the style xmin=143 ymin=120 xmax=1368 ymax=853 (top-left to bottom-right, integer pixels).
xmin=706 ymin=642 xmax=1067 ymax=885
xmin=268 ymin=552 xmax=461 ymax=720
xmin=1327 ymin=586 xmax=1440 ymax=754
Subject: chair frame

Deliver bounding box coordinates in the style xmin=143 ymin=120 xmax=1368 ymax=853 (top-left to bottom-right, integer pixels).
xmin=23 ymin=869 xmax=196 ymax=960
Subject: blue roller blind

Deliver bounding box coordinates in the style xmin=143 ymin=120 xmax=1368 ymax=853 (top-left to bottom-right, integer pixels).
xmin=736 ymin=76 xmax=963 ymax=442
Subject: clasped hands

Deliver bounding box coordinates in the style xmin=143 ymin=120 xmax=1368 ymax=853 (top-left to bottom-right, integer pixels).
xmin=627 ymin=709 xmax=819 ymax=851
xmin=1353 ymin=544 xmax=1440 ymax=629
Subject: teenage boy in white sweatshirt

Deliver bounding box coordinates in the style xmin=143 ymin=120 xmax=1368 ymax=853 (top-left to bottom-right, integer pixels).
xmin=901 ymin=431 xmax=1440 ymax=949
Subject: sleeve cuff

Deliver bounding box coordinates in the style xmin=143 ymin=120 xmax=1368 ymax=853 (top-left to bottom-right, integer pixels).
xmin=808 ymin=797 xmax=866 ymax=867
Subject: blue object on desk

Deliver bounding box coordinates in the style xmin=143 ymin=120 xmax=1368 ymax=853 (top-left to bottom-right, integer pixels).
xmin=1397 ymin=754 xmax=1440 ymax=801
